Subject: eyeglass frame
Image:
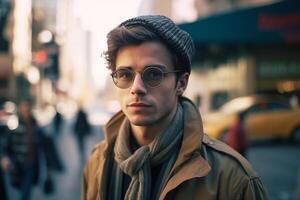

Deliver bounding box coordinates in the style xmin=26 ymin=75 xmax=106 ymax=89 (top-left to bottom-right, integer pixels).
xmin=110 ymin=65 xmax=183 ymax=89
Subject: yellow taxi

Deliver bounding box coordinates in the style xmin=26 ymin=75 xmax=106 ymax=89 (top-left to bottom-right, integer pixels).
xmin=203 ymin=94 xmax=300 ymax=142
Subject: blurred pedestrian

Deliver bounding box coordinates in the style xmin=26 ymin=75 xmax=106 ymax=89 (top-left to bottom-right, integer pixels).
xmin=0 ymin=167 xmax=7 ymax=200
xmin=42 ymin=132 xmax=65 ymax=173
xmin=0 ymin=120 xmax=8 ymax=200
xmin=0 ymin=126 xmax=8 ymax=200
xmin=73 ymin=106 xmax=91 ymax=163
xmin=81 ymin=15 xmax=267 ymax=200
xmin=53 ymin=109 xmax=63 ymax=136
xmin=0 ymin=100 xmax=46 ymax=200
xmin=226 ymin=112 xmax=249 ymax=157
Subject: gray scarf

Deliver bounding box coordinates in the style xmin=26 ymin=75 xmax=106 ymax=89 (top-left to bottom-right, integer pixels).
xmin=113 ymin=103 xmax=184 ymax=200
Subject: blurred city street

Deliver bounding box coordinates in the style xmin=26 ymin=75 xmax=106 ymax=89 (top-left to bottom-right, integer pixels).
xmin=248 ymin=143 xmax=300 ymax=200
xmin=1 ymin=0 xmax=300 ymax=200
xmin=2 ymin=115 xmax=299 ymax=200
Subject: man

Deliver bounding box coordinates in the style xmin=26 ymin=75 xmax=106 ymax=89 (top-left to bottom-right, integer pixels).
xmin=81 ymin=15 xmax=268 ymax=200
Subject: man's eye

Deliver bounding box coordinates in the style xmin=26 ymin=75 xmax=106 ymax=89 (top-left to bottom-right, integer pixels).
xmin=146 ymin=69 xmax=161 ymax=80
xmin=118 ymin=71 xmax=132 ymax=80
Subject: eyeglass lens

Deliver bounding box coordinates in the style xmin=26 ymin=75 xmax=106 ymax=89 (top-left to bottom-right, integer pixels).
xmin=112 ymin=67 xmax=164 ymax=89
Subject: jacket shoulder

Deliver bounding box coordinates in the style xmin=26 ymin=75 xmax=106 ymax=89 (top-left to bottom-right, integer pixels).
xmin=82 ymin=141 xmax=107 ymax=200
xmin=84 ymin=140 xmax=107 ymax=172
xmin=89 ymin=141 xmax=107 ymax=159
xmin=202 ymin=134 xmax=257 ymax=178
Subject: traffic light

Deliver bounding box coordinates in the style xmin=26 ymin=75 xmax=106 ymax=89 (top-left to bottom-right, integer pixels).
xmin=33 ymin=42 xmax=59 ymax=80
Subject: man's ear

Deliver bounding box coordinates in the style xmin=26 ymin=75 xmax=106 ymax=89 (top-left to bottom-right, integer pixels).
xmin=176 ymin=72 xmax=189 ymax=96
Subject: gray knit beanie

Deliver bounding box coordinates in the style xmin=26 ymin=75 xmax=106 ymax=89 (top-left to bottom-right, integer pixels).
xmin=119 ymin=15 xmax=194 ymax=73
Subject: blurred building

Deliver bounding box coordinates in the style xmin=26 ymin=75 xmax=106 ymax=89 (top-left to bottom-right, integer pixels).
xmin=55 ymin=0 xmax=142 ymax=119
xmin=138 ymin=0 xmax=275 ymax=23
xmin=0 ymin=0 xmax=32 ymax=103
xmin=4 ymin=0 xmax=297 ymax=117
xmin=0 ymin=0 xmax=11 ymax=102
xmin=0 ymin=0 xmax=60 ymax=127
xmin=55 ymin=0 xmax=93 ymax=107
xmin=31 ymin=0 xmax=60 ymax=109
xmin=179 ymin=0 xmax=300 ymax=113
xmin=138 ymin=0 xmax=300 ymax=114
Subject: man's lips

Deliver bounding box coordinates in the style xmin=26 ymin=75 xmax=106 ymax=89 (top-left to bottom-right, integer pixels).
xmin=127 ymin=102 xmax=151 ymax=107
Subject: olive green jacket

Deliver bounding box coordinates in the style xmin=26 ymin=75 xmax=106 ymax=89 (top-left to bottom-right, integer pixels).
xmin=81 ymin=97 xmax=268 ymax=200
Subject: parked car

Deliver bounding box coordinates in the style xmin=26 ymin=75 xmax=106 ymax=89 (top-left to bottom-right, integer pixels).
xmin=203 ymin=94 xmax=300 ymax=142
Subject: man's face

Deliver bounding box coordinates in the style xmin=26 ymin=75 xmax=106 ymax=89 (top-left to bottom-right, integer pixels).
xmin=115 ymin=41 xmax=186 ymax=126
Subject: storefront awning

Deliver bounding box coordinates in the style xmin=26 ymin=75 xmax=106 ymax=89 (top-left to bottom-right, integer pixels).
xmin=179 ymin=1 xmax=300 ymax=44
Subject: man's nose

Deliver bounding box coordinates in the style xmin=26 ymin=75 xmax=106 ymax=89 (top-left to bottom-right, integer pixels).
xmin=130 ymin=74 xmax=147 ymax=95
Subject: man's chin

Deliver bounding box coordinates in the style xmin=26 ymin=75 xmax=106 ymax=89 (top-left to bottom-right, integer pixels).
xmin=128 ymin=116 xmax=156 ymax=126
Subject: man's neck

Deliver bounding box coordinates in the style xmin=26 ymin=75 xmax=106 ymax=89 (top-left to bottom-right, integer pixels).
xmin=130 ymin=126 xmax=158 ymax=146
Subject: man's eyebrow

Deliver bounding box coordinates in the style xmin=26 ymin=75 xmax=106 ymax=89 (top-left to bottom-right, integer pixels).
xmin=116 ymin=66 xmax=132 ymax=70
xmin=145 ymin=64 xmax=167 ymax=70
xmin=116 ymin=64 xmax=168 ymax=71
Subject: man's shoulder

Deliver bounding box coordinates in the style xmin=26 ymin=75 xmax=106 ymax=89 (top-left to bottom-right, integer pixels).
xmin=86 ymin=141 xmax=107 ymax=165
xmin=201 ymin=134 xmax=257 ymax=178
xmin=197 ymin=135 xmax=268 ymax=199
xmin=90 ymin=140 xmax=107 ymax=157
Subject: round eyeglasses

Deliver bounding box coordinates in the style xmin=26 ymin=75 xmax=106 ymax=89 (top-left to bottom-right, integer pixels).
xmin=111 ymin=66 xmax=182 ymax=89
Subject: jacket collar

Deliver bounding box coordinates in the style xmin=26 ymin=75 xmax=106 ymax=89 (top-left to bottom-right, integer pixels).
xmin=159 ymin=97 xmax=211 ymax=199
xmin=173 ymin=97 xmax=204 ymax=167
xmin=103 ymin=97 xmax=211 ymax=199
